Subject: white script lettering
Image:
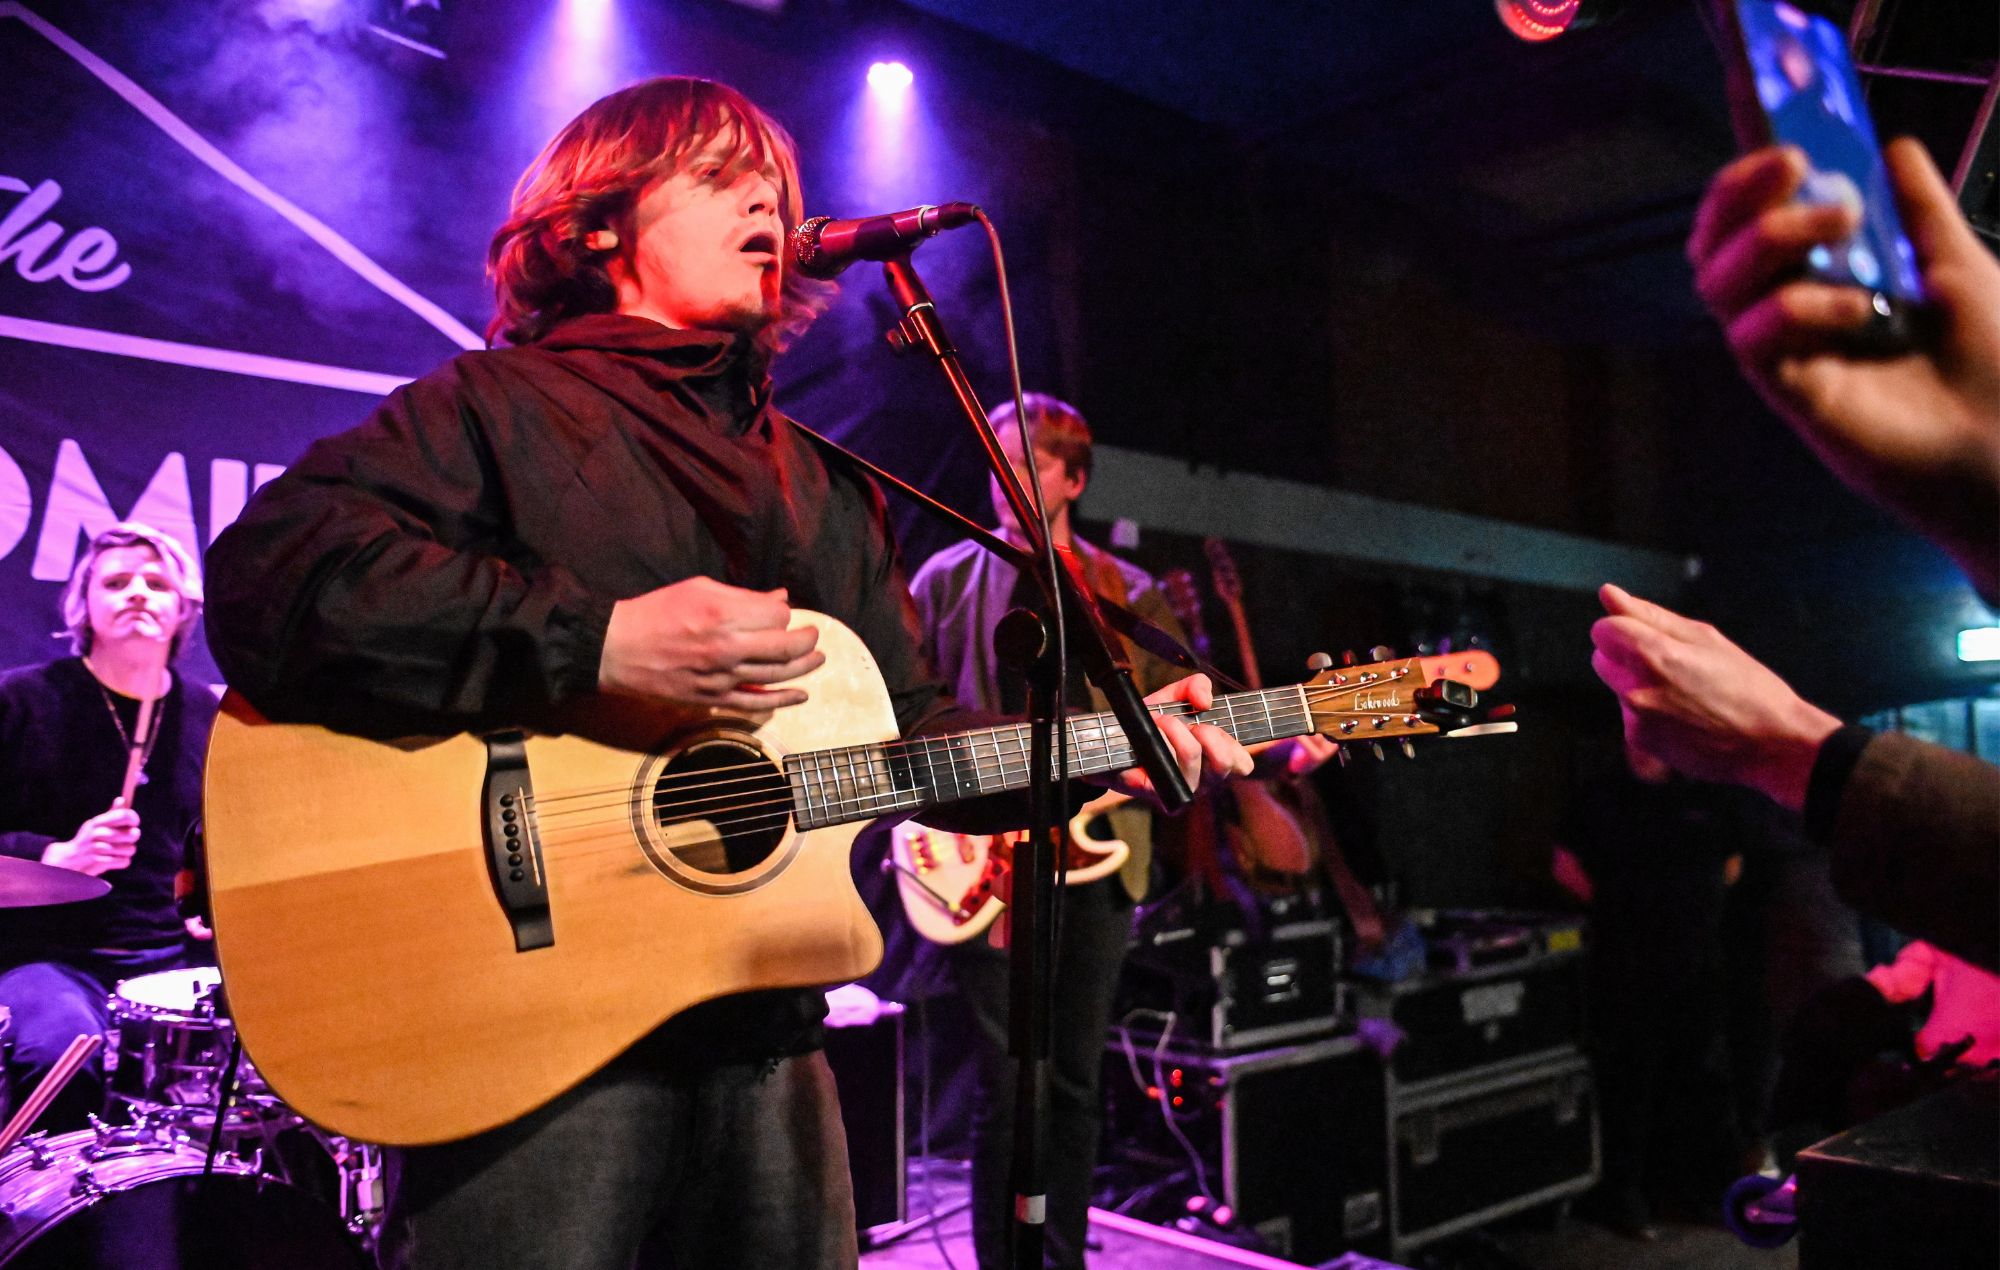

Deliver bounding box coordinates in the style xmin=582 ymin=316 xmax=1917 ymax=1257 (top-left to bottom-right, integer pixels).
xmin=0 ymin=177 xmax=133 ymax=293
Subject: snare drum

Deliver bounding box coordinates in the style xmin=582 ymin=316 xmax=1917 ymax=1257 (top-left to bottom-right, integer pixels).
xmin=0 ymin=1126 xmax=369 ymax=1268
xmin=106 ymin=967 xmax=262 ymax=1113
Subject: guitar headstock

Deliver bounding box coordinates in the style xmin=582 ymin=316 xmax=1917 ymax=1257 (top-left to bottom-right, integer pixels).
xmin=1299 ymin=654 xmax=1500 ymax=758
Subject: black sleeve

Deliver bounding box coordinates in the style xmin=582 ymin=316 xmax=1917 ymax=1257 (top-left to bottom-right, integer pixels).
xmin=1818 ymin=731 xmax=2000 ymax=972
xmin=203 ymin=365 xmax=613 ymax=738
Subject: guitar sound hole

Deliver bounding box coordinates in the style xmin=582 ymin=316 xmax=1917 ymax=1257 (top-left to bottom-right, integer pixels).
xmin=650 ymin=740 xmax=790 ymax=875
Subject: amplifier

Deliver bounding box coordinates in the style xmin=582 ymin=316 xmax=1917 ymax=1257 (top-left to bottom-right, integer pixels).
xmin=1103 ymin=1032 xmax=1390 ymax=1263
xmin=1388 ymin=1050 xmax=1598 ymax=1254
xmin=1123 ymin=917 xmax=1344 ymax=1051
xmin=1349 ymin=920 xmax=1585 ymax=1088
xmin=1795 ymin=1071 xmax=1997 ymax=1269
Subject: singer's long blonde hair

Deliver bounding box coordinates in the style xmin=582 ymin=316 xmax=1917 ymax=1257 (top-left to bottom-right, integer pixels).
xmin=487 ymin=77 xmax=832 ymax=351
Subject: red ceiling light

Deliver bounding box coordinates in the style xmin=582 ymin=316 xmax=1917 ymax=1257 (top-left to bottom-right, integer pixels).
xmin=1497 ymin=0 xmax=1583 ymax=41
xmin=1497 ymin=0 xmax=1635 ymax=41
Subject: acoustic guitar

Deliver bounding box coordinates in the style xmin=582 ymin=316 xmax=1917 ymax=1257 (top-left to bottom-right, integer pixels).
xmin=204 ymin=610 xmax=1480 ymax=1145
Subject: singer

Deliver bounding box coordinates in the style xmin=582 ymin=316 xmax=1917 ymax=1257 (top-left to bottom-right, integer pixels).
xmin=203 ymin=75 xmax=1251 ymax=1270
xmin=0 ymin=522 xmax=214 ymax=1134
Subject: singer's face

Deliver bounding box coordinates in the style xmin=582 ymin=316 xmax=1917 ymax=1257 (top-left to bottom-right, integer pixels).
xmin=86 ymin=546 xmax=183 ymax=650
xmin=619 ymin=146 xmax=785 ymax=334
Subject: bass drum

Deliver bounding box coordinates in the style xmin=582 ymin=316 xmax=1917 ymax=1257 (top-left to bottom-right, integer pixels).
xmin=0 ymin=1128 xmax=369 ymax=1269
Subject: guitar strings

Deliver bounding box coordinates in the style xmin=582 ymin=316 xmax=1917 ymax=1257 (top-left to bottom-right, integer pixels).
xmin=530 ymin=678 xmax=1398 ymax=823
xmin=529 ymin=688 xmax=1402 ymax=834
xmin=524 ymin=685 xmax=1420 ymax=850
xmin=528 ymin=696 xmax=1408 ymax=844
xmin=528 ymin=673 xmax=1397 ymax=811
xmin=528 ymin=694 xmax=1240 ymax=821
xmin=532 ymin=680 xmax=1400 ymax=828
xmin=526 ymin=695 xmax=1406 ymax=860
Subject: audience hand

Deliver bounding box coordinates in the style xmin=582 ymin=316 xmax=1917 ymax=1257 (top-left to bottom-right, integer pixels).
xmin=1589 ymin=584 xmax=1840 ymax=811
xmin=1690 ymin=139 xmax=2000 ymax=597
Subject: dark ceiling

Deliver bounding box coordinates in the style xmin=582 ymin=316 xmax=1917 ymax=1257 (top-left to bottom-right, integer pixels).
xmin=895 ymin=0 xmax=1842 ymax=342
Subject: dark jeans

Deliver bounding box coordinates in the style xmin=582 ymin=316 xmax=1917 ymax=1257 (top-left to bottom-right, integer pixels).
xmin=377 ymin=1047 xmax=858 ymax=1270
xmin=948 ymin=878 xmax=1132 ymax=1270
xmin=0 ymin=943 xmax=185 ymax=1134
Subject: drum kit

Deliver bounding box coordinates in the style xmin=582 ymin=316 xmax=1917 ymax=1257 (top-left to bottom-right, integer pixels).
xmin=0 ymin=856 xmax=378 ymax=1268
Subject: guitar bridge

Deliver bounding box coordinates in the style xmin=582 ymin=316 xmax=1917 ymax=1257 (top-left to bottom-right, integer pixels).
xmin=482 ymin=732 xmax=552 ymax=952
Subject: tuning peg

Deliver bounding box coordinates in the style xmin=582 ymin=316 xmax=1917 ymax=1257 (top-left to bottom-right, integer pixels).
xmin=1341 ymin=650 xmax=1358 ymax=667
xmin=1336 ymin=746 xmax=1350 ymax=767
xmin=1369 ymin=645 xmax=1394 ymax=662
xmin=1370 ymin=742 xmax=1385 ymax=761
xmin=1307 ymin=652 xmax=1333 ymax=671
xmin=1400 ymin=738 xmax=1416 ymax=759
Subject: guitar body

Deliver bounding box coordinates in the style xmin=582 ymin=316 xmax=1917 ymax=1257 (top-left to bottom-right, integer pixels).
xmin=890 ymin=792 xmax=1130 ymax=945
xmin=204 ymin=611 xmax=893 ymax=1146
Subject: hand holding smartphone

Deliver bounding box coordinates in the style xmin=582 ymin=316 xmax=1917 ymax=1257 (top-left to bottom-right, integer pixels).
xmin=1715 ymin=0 xmax=1930 ymax=351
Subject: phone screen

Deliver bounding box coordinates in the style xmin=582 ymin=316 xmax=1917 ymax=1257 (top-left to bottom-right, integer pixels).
xmin=1734 ymin=0 xmax=1924 ymax=305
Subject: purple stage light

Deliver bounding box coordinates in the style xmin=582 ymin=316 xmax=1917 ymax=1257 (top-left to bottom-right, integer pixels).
xmin=561 ymin=0 xmax=615 ymax=43
xmin=867 ymin=61 xmax=913 ymax=98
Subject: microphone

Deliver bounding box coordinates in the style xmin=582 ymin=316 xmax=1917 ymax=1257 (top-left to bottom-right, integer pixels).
xmin=789 ymin=202 xmax=980 ymax=279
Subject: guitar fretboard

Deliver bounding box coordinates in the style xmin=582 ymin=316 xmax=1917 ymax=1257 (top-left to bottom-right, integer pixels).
xmin=786 ymin=685 xmax=1312 ymax=831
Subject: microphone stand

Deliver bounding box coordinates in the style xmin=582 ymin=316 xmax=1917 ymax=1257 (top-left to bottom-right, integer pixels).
xmin=878 ymin=255 xmax=1193 ymax=1270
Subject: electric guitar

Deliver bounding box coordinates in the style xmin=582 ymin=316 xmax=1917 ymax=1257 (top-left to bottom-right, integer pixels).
xmin=204 ymin=611 xmax=1483 ymax=1146
xmin=886 ymin=788 xmax=1132 ymax=946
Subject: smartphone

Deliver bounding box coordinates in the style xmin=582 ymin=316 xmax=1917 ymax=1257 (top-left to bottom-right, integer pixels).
xmin=1717 ymin=0 xmax=1928 ymax=351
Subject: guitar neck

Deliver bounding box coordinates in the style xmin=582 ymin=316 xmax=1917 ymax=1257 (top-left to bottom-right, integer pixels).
xmin=787 ymin=686 xmax=1310 ymax=831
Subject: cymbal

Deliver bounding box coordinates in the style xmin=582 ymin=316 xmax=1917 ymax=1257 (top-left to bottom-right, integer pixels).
xmin=0 ymin=856 xmax=111 ymax=907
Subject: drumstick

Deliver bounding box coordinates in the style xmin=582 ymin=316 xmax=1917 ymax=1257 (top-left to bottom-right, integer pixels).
xmin=0 ymin=1032 xmax=104 ymax=1156
xmin=117 ymin=645 xmax=170 ymax=806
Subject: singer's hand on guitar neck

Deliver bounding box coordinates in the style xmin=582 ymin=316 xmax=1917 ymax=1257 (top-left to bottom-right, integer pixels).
xmin=1092 ymin=673 xmax=1253 ymax=809
xmin=43 ymin=798 xmax=141 ymax=876
xmin=598 ymin=577 xmax=826 ymax=717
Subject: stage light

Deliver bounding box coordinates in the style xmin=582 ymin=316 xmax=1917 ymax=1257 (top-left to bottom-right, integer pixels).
xmin=1497 ymin=0 xmax=1578 ymax=41
xmin=1495 ymin=0 xmax=1632 ymax=41
xmin=1958 ymin=627 xmax=2000 ymax=662
xmin=868 ymin=61 xmax=914 ymax=97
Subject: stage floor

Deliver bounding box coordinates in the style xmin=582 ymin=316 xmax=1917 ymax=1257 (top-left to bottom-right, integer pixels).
xmin=858 ymin=1162 xmax=1800 ymax=1270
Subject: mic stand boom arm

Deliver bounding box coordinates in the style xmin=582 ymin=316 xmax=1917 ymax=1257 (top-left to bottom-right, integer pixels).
xmin=879 ymin=255 xmax=1193 ymax=1270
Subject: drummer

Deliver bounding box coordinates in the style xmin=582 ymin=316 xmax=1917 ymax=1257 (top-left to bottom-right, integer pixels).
xmin=0 ymin=523 xmax=217 ymax=1132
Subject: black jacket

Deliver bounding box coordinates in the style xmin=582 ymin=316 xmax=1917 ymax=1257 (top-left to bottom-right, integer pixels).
xmin=203 ymin=314 xmax=980 ymax=1061
xmin=206 ymin=314 xmax=957 ymax=742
